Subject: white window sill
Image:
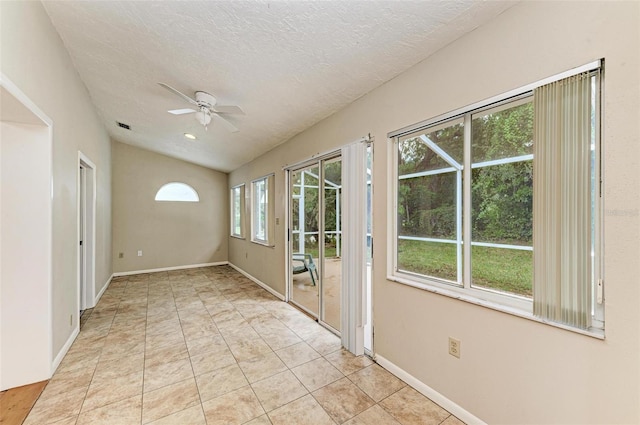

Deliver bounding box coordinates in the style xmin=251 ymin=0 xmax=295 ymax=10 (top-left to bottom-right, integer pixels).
xmin=387 ymin=274 xmax=605 ymax=340
xmin=230 ymin=235 xmax=245 ymax=240
xmin=251 ymin=239 xmax=274 ymax=248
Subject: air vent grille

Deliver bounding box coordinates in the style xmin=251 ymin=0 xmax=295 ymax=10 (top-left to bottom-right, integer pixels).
xmin=116 ymin=121 xmax=131 ymax=130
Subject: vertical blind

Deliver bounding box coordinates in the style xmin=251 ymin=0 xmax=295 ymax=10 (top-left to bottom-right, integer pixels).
xmin=533 ymin=72 xmax=592 ymax=329
xmin=340 ymin=140 xmax=368 ymax=355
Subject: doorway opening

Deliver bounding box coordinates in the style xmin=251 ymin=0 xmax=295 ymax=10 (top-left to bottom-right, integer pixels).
xmin=0 ymin=76 xmax=53 ymax=391
xmin=78 ymin=153 xmax=96 ymax=316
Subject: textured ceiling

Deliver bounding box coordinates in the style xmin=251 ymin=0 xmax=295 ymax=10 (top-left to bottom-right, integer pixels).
xmin=43 ymin=1 xmax=514 ymax=172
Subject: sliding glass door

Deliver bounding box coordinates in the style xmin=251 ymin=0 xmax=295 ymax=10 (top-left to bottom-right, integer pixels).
xmin=289 ymin=156 xmax=342 ymax=333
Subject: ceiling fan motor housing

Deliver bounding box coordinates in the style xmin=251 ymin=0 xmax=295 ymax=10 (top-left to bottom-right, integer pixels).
xmin=195 ymin=91 xmax=216 ymax=108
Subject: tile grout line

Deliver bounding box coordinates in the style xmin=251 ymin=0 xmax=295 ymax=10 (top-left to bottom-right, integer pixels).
xmin=140 ymin=276 xmax=151 ymax=425
xmin=72 ymin=281 xmax=123 ymax=423
xmin=220 ymin=307 xmax=269 ymax=420
xmin=185 ymin=273 xmax=215 ymax=425
xmin=50 ymin=279 xmax=123 ymax=423
xmin=209 ymin=268 xmax=260 ymax=424
xmin=194 ymin=274 xmax=216 ymax=425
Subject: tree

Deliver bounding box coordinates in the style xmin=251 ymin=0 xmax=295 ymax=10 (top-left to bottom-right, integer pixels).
xmin=471 ymin=102 xmax=533 ymax=244
xmin=398 ymin=102 xmax=534 ymax=245
xmin=398 ymin=122 xmax=463 ymax=239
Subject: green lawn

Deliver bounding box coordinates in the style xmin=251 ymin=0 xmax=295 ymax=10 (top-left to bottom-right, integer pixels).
xmin=397 ymin=239 xmax=532 ymax=297
xmin=297 ymin=245 xmax=337 ymax=260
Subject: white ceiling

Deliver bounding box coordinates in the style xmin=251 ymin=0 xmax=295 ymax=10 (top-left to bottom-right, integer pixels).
xmin=43 ymin=1 xmax=514 ymax=172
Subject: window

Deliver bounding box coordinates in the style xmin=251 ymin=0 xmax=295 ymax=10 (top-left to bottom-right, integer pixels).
xmin=230 ymin=184 xmax=245 ymax=238
xmin=251 ymin=174 xmax=275 ymax=245
xmin=471 ymin=99 xmax=534 ymax=297
xmin=390 ymin=62 xmax=602 ymax=333
xmin=253 ymin=178 xmax=268 ymax=242
xmin=154 ymin=182 xmax=199 ymax=202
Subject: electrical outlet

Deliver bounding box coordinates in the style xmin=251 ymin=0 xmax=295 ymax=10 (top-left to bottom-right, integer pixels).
xmin=137 ymin=250 xmax=142 ymax=257
xmin=118 ymin=252 xmax=124 ymax=258
xmin=275 ymin=217 xmax=280 ymax=225
xmin=449 ymin=337 xmax=461 ymax=358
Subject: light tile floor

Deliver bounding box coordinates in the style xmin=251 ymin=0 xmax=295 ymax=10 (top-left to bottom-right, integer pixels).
xmin=24 ymin=265 xmax=465 ymax=425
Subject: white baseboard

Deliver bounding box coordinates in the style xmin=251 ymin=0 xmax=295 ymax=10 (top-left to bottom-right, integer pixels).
xmin=51 ymin=273 xmax=112 ymax=376
xmin=228 ymin=262 xmax=285 ymax=301
xmin=94 ymin=273 xmax=113 ymax=305
xmin=375 ymin=355 xmax=486 ymax=425
xmin=51 ymin=326 xmax=80 ymax=374
xmin=113 ymin=261 xmax=228 ymax=277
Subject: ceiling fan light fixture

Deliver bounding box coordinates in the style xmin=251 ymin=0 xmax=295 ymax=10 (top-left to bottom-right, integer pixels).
xmin=195 ymin=110 xmax=212 ymax=127
xmin=184 ymin=133 xmax=197 ymax=140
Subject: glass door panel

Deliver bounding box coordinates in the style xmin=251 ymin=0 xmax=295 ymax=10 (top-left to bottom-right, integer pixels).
xmin=364 ymin=143 xmax=373 ymax=353
xmin=321 ymin=158 xmax=342 ymax=331
xmin=290 ymin=166 xmax=320 ymax=317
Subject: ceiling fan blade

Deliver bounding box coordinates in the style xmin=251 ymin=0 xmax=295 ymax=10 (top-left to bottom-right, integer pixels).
xmin=211 ymin=105 xmax=245 ymax=115
xmin=158 ymin=83 xmax=198 ymax=106
xmin=214 ymin=114 xmax=239 ymax=133
xmin=168 ymin=108 xmax=196 ymax=115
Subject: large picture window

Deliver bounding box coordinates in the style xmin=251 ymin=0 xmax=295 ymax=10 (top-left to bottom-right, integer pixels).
xmin=391 ymin=63 xmax=602 ymax=333
xmin=230 ymin=184 xmax=245 ymax=238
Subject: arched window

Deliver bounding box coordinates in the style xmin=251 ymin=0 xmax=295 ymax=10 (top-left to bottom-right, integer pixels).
xmin=154 ymin=182 xmax=199 ymax=202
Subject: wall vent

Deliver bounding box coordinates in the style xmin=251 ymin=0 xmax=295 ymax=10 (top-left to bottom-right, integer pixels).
xmin=116 ymin=121 xmax=131 ymax=130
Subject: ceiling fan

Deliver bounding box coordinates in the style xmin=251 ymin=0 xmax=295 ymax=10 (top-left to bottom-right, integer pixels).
xmin=158 ymin=83 xmax=244 ymax=132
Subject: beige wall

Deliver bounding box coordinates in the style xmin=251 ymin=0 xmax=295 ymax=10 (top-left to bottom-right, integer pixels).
xmin=229 ymin=2 xmax=640 ymax=423
xmin=229 ymin=160 xmax=286 ymax=294
xmin=0 ymin=1 xmax=113 ymax=360
xmin=112 ymin=142 xmax=228 ymax=273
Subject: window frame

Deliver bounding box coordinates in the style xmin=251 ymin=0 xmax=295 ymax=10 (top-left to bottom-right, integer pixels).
xmin=154 ymin=182 xmax=199 ymax=202
xmin=251 ymin=174 xmax=275 ymax=246
xmin=230 ymin=184 xmax=245 ymax=239
xmin=387 ymin=60 xmax=604 ymax=336
xmin=392 ymin=95 xmax=534 ymax=313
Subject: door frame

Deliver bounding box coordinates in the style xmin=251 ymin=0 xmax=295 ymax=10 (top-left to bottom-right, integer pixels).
xmin=77 ymin=152 xmax=96 ymax=311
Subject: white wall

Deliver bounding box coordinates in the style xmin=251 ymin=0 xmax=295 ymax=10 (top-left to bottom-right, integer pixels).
xmin=0 ymin=120 xmax=51 ymax=390
xmin=229 ymin=2 xmax=640 ymax=423
xmin=0 ymin=1 xmax=113 ymax=369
